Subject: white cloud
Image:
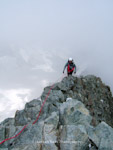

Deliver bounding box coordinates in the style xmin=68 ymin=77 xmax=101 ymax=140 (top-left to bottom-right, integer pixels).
xmin=32 ymin=64 xmax=55 ymax=72
xmin=76 ymin=63 xmax=88 ymax=77
xmin=0 ymin=56 xmax=18 ymax=70
xmin=41 ymin=79 xmax=49 ymax=87
xmin=29 ymin=50 xmax=55 ymax=72
xmin=0 ymin=0 xmax=113 ymax=123
xmin=0 ymin=88 xmax=32 ymax=122
xmin=19 ymin=48 xmax=30 ymax=63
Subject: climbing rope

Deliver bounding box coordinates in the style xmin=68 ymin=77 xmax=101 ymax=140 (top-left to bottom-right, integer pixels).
xmin=0 ymin=74 xmax=65 ymax=145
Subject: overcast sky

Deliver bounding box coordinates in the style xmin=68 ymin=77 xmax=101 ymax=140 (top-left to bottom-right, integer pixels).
xmin=0 ymin=0 xmax=113 ymax=122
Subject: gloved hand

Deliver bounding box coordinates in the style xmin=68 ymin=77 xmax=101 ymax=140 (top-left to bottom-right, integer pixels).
xmin=63 ymin=71 xmax=64 ymax=74
xmin=74 ymin=71 xmax=76 ymax=74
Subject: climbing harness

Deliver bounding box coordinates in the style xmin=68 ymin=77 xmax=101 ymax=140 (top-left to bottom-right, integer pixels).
xmin=67 ymin=64 xmax=75 ymax=73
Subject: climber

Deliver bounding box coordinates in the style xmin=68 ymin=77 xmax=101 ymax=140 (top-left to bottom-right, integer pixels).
xmin=63 ymin=57 xmax=76 ymax=76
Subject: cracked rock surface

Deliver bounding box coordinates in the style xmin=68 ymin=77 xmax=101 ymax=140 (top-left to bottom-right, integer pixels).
xmin=0 ymin=75 xmax=113 ymax=150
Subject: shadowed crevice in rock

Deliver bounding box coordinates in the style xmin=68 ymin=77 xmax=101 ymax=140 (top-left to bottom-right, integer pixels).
xmin=0 ymin=75 xmax=113 ymax=150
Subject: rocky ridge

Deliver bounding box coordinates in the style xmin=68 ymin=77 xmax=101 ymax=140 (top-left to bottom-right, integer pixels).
xmin=0 ymin=75 xmax=113 ymax=150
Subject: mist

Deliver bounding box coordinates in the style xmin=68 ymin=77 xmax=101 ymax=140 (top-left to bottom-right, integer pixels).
xmin=0 ymin=0 xmax=113 ymax=122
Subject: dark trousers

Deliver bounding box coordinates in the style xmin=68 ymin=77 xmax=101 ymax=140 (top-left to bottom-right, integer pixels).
xmin=67 ymin=71 xmax=73 ymax=76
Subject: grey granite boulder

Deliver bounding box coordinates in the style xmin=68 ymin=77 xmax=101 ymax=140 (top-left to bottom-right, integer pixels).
xmin=0 ymin=127 xmax=5 ymax=141
xmin=56 ymin=76 xmax=75 ymax=92
xmin=42 ymin=111 xmax=59 ymax=150
xmin=8 ymin=122 xmax=44 ymax=150
xmin=60 ymin=125 xmax=89 ymax=150
xmin=0 ymin=75 xmax=113 ymax=150
xmin=60 ymin=98 xmax=92 ymax=126
xmin=14 ymin=100 xmax=41 ymax=126
xmin=87 ymin=122 xmax=113 ymax=150
xmin=41 ymin=89 xmax=65 ymax=104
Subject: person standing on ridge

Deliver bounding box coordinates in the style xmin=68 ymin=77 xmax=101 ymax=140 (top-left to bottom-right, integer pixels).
xmin=63 ymin=58 xmax=76 ymax=76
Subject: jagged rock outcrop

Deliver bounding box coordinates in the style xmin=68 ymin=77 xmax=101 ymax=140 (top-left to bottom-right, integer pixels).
xmin=0 ymin=75 xmax=113 ymax=150
xmin=88 ymin=122 xmax=113 ymax=149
